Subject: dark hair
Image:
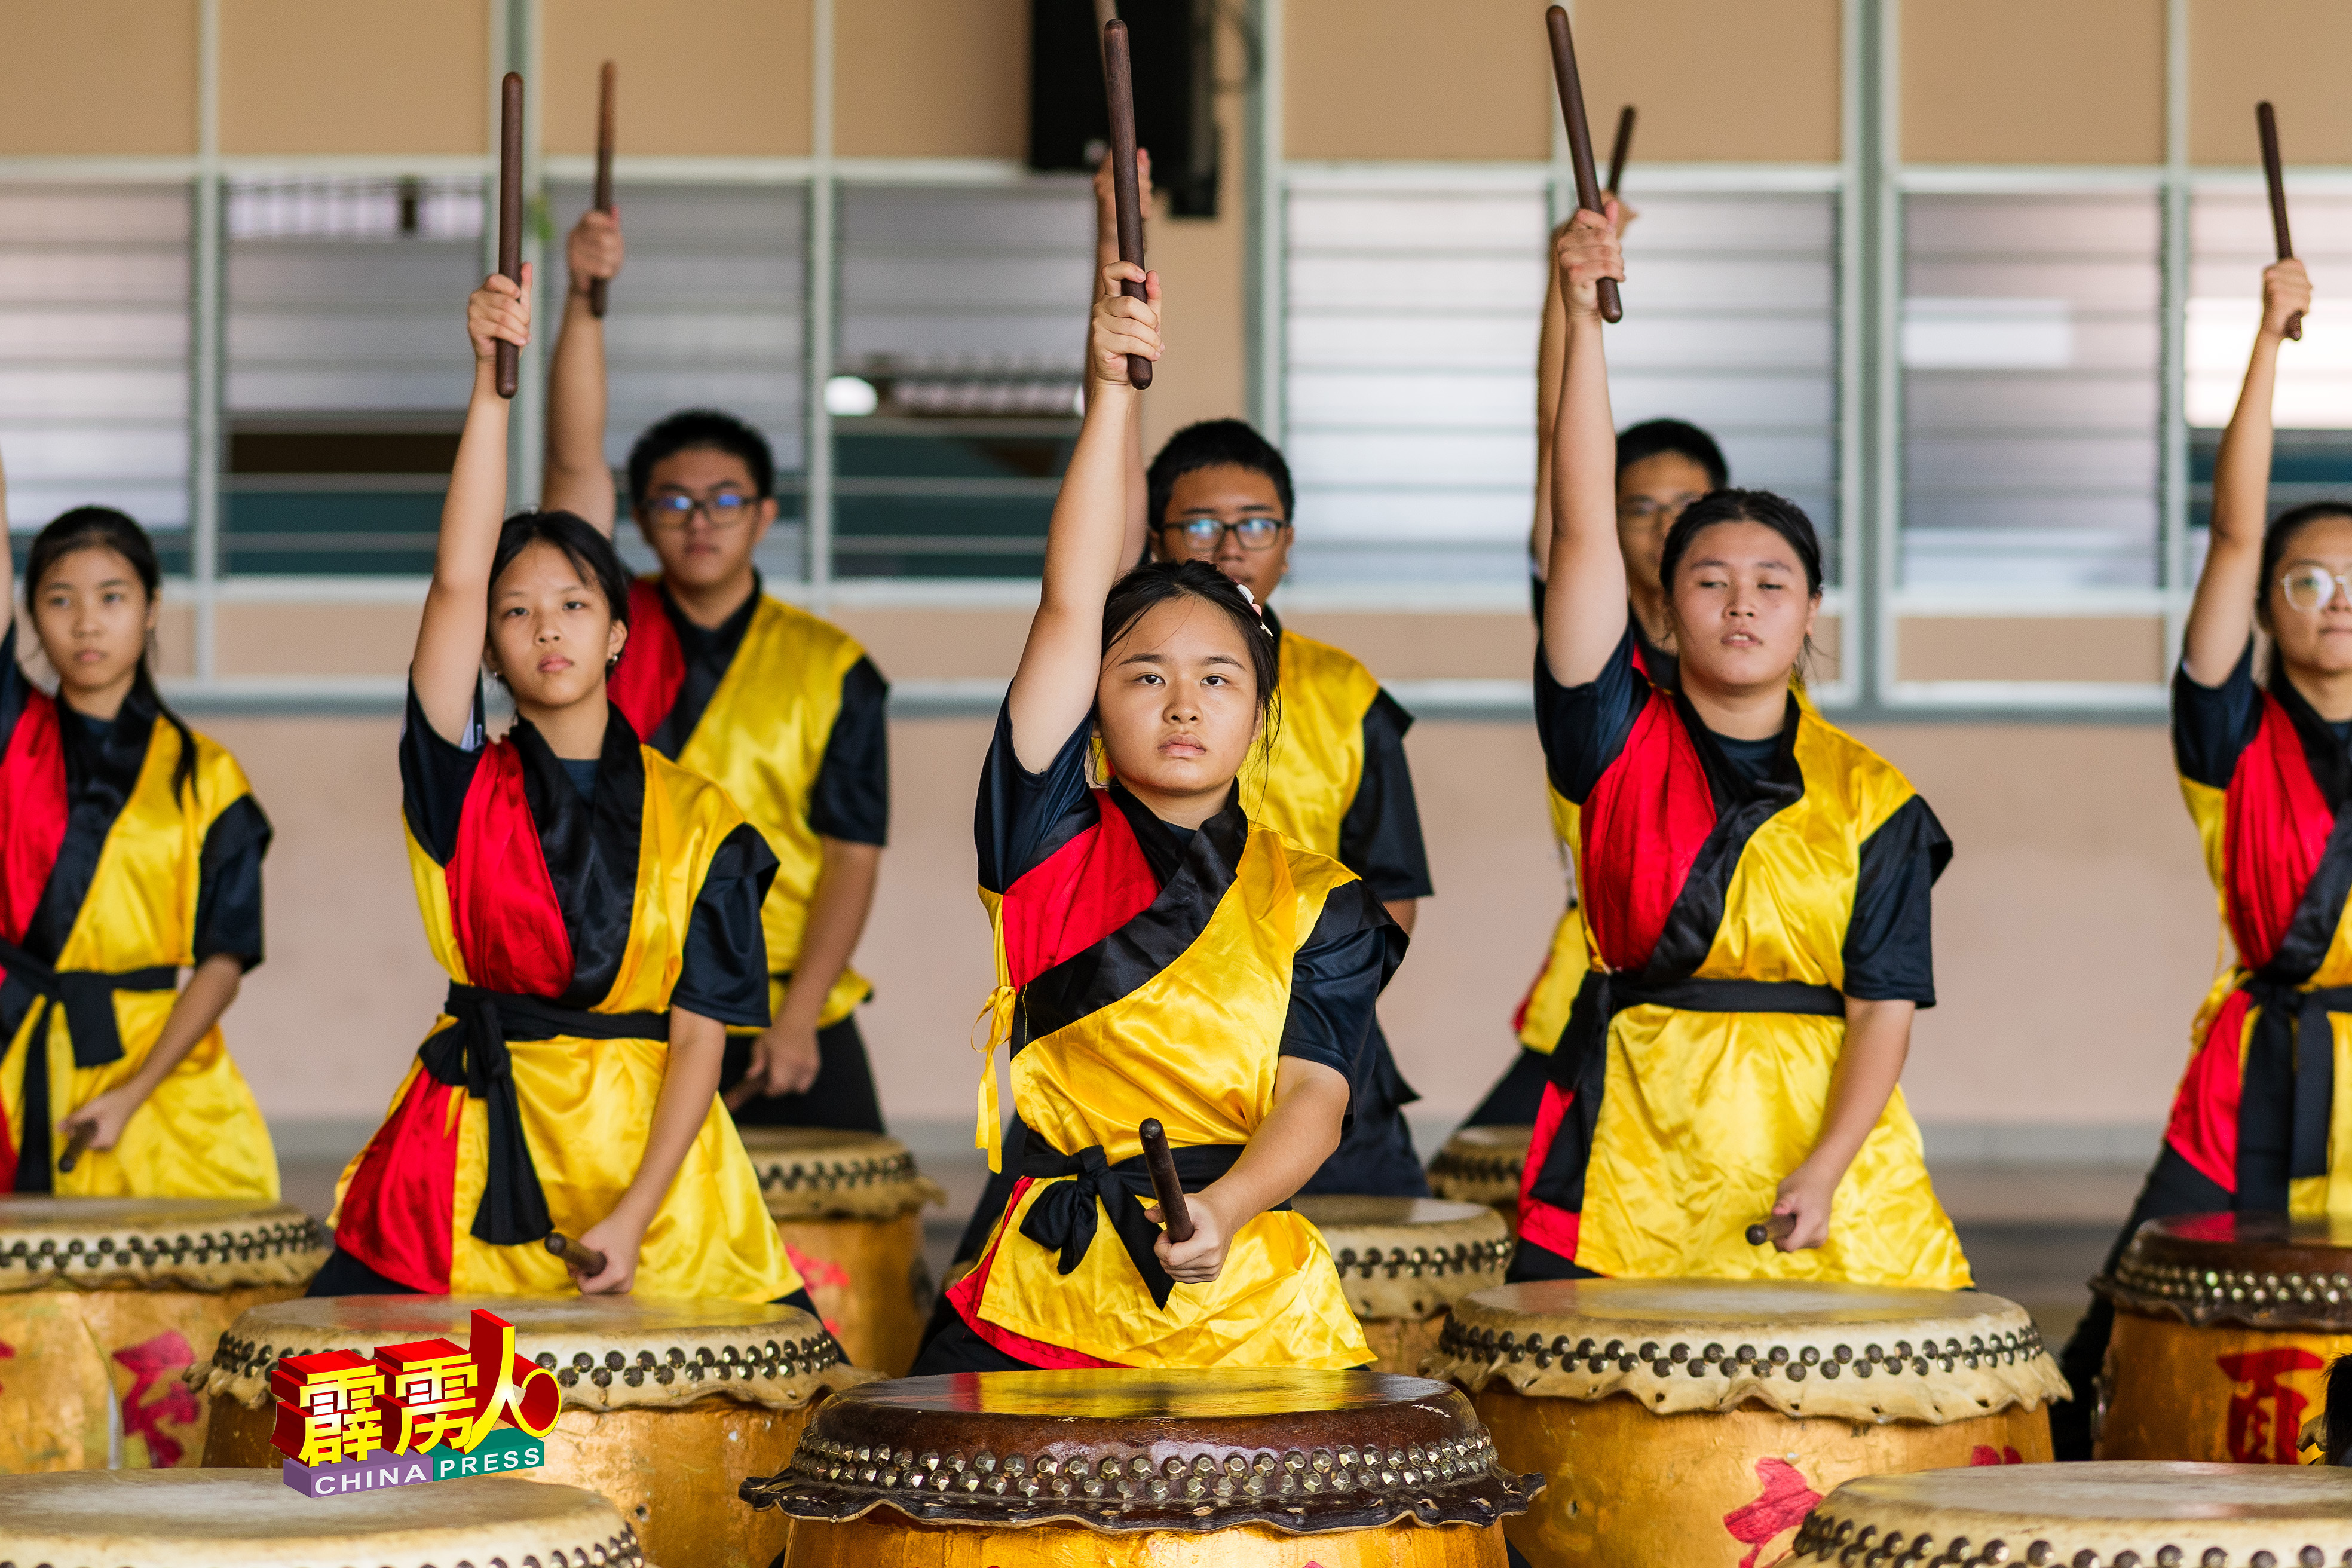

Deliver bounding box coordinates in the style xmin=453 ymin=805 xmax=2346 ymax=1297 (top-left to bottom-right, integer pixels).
xmin=1657 ymin=488 xmax=1825 ymax=599
xmin=1146 ymin=419 xmax=1294 ymax=532
xmin=487 ymin=510 xmax=633 ymax=671
xmin=2328 ymin=1352 xmax=2352 ymax=1464
xmin=2258 ymin=501 xmax=2352 ymax=619
xmin=625 ymin=409 xmax=775 ymax=511
xmin=1101 ymin=559 xmax=1281 ymax=726
xmin=1618 ymin=418 xmax=1729 ymax=491
xmin=23 ymin=506 xmax=199 ymax=800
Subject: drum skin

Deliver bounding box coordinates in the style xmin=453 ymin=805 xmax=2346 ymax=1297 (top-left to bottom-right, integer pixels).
xmin=1426 ymin=1128 xmax=1530 ymax=1232
xmin=783 ymin=1513 xmax=1508 ymax=1566
xmin=2097 ymin=1313 xmax=2352 ymax=1463
xmin=778 ymin=1210 xmax=928 ymax=1377
xmin=1296 ymin=1197 xmax=1515 ymax=1379
xmin=1478 ymin=1386 xmax=2050 ymax=1568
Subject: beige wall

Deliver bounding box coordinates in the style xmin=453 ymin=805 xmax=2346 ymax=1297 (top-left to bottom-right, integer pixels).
xmin=1579 ymin=0 xmax=1842 ymax=164
xmin=1903 ymin=0 xmax=2164 ymax=164
xmin=2187 ymin=0 xmax=2352 ymax=166
xmin=0 ymin=1 xmax=197 ymax=155
xmin=219 ymin=0 xmax=491 ymax=157
xmin=542 ymin=0 xmax=813 ymax=158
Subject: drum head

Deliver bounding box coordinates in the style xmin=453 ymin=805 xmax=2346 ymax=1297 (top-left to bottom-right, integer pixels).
xmin=1796 ymin=1462 xmax=2352 ymax=1566
xmin=0 ymin=1197 xmax=325 ymax=1292
xmin=742 ymin=1367 xmax=1542 ymax=1535
xmin=736 ymin=1126 xmax=946 ymax=1220
xmin=1426 ymin=1125 xmax=1530 ymax=1206
xmin=0 ymin=1470 xmax=638 ymax=1567
xmin=2102 ymin=1211 xmax=2352 ymax=1331
xmin=1293 ymin=1196 xmax=1513 ymax=1320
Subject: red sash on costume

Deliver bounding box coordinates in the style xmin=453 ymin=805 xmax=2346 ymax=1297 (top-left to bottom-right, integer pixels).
xmin=605 ymin=580 xmax=685 ymax=742
xmin=0 ymin=690 xmax=67 ymax=1181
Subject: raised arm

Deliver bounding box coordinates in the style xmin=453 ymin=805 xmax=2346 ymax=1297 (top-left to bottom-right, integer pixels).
xmin=412 ymin=270 xmax=532 ymax=742
xmin=1095 ymin=148 xmax=1154 ymax=571
xmin=1004 ymin=260 xmax=1162 ymax=770
xmin=2185 ymin=260 xmax=2311 ymax=686
xmin=541 ymin=211 xmax=624 ymax=535
xmin=1528 ymin=218 xmax=1570 ymax=582
xmin=1541 ymin=205 xmax=1628 ymax=685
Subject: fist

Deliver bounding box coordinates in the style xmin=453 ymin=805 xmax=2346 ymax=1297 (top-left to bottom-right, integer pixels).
xmin=2264 ymin=258 xmax=2313 ymax=341
xmin=1552 ymin=204 xmax=1624 ymax=320
xmin=467 ymin=265 xmax=532 ymax=362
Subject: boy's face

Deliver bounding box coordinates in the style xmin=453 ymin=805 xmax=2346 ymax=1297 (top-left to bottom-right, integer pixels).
xmin=1152 ymin=463 xmax=1291 ymax=608
xmin=635 ymin=445 xmax=776 ymax=592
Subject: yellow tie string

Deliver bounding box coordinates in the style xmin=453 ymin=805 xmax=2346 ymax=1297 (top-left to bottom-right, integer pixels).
xmin=972 ymin=982 xmax=1018 ymax=1174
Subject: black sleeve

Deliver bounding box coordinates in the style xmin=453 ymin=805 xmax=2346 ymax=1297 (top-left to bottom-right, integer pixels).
xmin=1278 ymin=882 xmax=1407 ymax=1086
xmin=192 ymin=794 xmax=271 ymax=969
xmin=0 ymin=621 xmax=26 ymax=756
xmin=973 ymin=703 xmax=1098 ymax=894
xmin=1336 ymin=690 xmax=1434 ymax=902
xmin=1529 ymin=568 xmax=1546 ymax=628
xmin=807 ymin=655 xmax=890 ymax=846
xmin=2172 ymin=638 xmax=2263 ymax=791
xmin=671 ymin=822 xmax=780 ymax=1027
xmin=1532 ymin=624 xmax=1647 ymax=805
xmin=1842 ymin=794 xmax=1952 ymax=1006
xmin=397 ymin=679 xmax=489 ymax=865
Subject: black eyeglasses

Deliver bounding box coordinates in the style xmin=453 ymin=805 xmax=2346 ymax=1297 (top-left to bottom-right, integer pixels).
xmin=644 ymin=492 xmax=756 ymax=531
xmin=1160 ymin=517 xmax=1290 ymax=553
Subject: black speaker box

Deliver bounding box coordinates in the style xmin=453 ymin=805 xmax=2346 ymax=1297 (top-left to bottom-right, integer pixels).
xmin=1028 ymin=0 xmax=1218 ymax=218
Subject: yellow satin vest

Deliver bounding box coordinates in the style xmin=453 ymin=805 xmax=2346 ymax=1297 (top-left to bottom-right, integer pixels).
xmin=969 ymin=823 xmax=1376 ymax=1370
xmin=1242 ymin=629 xmax=1381 ymax=856
xmin=1517 ymin=785 xmax=1589 ymax=1056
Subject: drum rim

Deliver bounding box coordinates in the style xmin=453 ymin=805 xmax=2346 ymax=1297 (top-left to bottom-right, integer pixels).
xmin=0 ymin=1200 xmax=326 ymax=1291
xmin=2101 ymin=1209 xmax=2352 ymax=1330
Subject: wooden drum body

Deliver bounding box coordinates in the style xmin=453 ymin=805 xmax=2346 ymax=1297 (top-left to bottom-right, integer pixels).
xmin=743 ymin=1126 xmax=945 ymax=1376
xmin=194 ymin=1293 xmax=874 ymax=1568
xmin=1296 ymin=1196 xmax=1513 ymax=1375
xmin=0 ymin=1198 xmax=325 ymax=1472
xmin=743 ymin=1368 xmax=1544 ymax=1567
xmin=1427 ymin=1281 xmax=2066 ymax=1568
xmin=1427 ymin=1126 xmax=1530 ymax=1231
xmin=0 ymin=1469 xmax=645 ymax=1568
xmin=2094 ymin=1211 xmax=2352 ymax=1463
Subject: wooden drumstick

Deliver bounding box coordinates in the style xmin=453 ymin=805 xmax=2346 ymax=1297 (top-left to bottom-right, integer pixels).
xmin=1102 ymin=19 xmax=1153 ymax=390
xmin=588 ymin=60 xmax=615 ymax=319
xmin=1745 ymin=1213 xmax=1796 ymax=1247
xmin=56 ymin=1122 xmax=94 ymax=1174
xmin=1138 ymin=1119 xmax=1193 ymax=1243
xmin=2259 ymin=101 xmax=2304 ymax=342
xmin=1544 ymin=5 xmax=1621 ymax=324
xmin=545 ymin=1231 xmax=607 ymax=1276
xmin=495 ymin=71 xmax=525 ymax=399
xmin=1604 ymin=104 xmax=1636 ymax=199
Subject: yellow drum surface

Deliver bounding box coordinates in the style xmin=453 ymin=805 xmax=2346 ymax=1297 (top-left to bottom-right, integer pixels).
xmin=2099 ymin=1312 xmax=2352 ymax=1463
xmin=742 ymin=1127 xmax=945 ymax=1377
xmin=784 ymin=1512 xmax=1508 ymax=1566
xmin=1295 ymin=1196 xmax=1514 ymax=1376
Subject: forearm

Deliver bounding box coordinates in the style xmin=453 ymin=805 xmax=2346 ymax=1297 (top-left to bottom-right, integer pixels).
xmin=1799 ymin=998 xmax=1913 ymax=1187
xmin=1530 ymin=242 xmax=1567 ymax=577
xmin=542 ymin=289 xmax=616 ymax=534
xmin=1200 ymin=1064 xmax=1348 ymax=1227
xmin=1382 ymin=898 xmax=1417 ymax=938
xmin=413 ymin=363 xmax=510 ymax=730
xmin=1009 ymin=380 xmax=1141 ymax=757
xmin=118 ymin=955 xmax=243 ymax=1102
xmin=617 ymin=1009 xmax=725 ymax=1226
xmin=1543 ymin=310 xmax=1628 ymax=679
xmin=775 ymin=840 xmax=880 ymax=1028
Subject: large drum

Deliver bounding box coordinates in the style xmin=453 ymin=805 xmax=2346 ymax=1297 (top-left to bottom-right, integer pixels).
xmin=743 ymin=1125 xmax=945 ymax=1376
xmin=1427 ymin=1126 xmax=1530 ymax=1227
xmin=0 ymin=1469 xmax=644 ymax=1567
xmin=1426 ymin=1280 xmax=2067 ymax=1568
xmin=1780 ymin=1461 xmax=2352 ymax=1568
xmin=2095 ymin=1210 xmax=2352 ymax=1463
xmin=743 ymin=1368 xmax=1544 ymax=1566
xmin=1296 ymin=1195 xmax=1514 ymax=1375
xmin=0 ymin=1196 xmax=325 ymax=1472
xmin=193 ymin=1293 xmax=872 ymax=1568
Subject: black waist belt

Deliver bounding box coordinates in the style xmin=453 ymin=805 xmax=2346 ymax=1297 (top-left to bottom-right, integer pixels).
xmin=1015 ymin=1137 xmax=1278 ymax=1309
xmin=427 ymin=981 xmax=668 ymax=1247
xmin=0 ymin=937 xmax=176 ymax=1192
xmin=2232 ymin=973 xmax=2352 ymax=1210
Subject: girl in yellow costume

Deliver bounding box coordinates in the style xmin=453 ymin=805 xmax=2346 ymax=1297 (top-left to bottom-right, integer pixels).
xmin=0 ymin=484 xmax=276 ymax=1200
xmin=914 ymin=254 xmax=1397 ymax=1373
xmin=1512 ymin=204 xmax=1967 ymax=1288
xmin=313 ymin=266 xmax=801 ymax=1309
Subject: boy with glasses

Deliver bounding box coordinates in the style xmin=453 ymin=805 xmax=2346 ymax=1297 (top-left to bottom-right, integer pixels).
xmin=540 ymin=206 xmax=892 ymax=1133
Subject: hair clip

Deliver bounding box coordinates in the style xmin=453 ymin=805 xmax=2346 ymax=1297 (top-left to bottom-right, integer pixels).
xmin=1231 ymin=579 xmax=1275 ymax=636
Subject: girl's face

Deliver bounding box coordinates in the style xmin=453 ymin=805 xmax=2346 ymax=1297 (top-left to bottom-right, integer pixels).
xmin=32 ymin=545 xmax=157 ymax=700
xmin=1095 ymin=595 xmax=1264 ymax=805
xmin=2265 ymin=513 xmax=2352 ymax=679
xmin=1667 ymin=519 xmax=1819 ymax=691
xmin=485 ymin=540 xmax=626 ymax=711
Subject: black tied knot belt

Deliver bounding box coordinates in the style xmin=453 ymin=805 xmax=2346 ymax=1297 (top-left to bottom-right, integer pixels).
xmin=425 ymin=981 xmax=668 ymax=1248
xmin=2234 ymin=971 xmax=2352 ymax=1211
xmin=1015 ymin=1137 xmax=1276 ymax=1310
xmin=0 ymin=936 xmax=177 ymax=1186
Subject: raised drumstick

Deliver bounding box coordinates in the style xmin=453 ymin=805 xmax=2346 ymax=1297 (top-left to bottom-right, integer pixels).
xmin=57 ymin=1122 xmax=94 ymax=1174
xmin=545 ymin=1231 xmax=607 ymax=1276
xmin=2258 ymin=101 xmax=2303 ymax=342
xmin=1745 ymin=1213 xmax=1796 ymax=1247
xmin=1544 ymin=5 xmax=1621 ymax=323
xmin=589 ymin=61 xmax=615 ymax=319
xmin=496 ymin=71 xmax=525 ymax=399
xmin=1604 ymin=105 xmax=1636 ymax=198
xmin=1138 ymin=1119 xmax=1193 ymax=1243
xmin=1102 ymin=19 xmax=1153 ymax=390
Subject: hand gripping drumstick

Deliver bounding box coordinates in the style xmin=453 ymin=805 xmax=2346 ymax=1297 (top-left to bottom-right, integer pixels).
xmin=1138 ymin=1119 xmax=1194 ymax=1243
xmin=1604 ymin=105 xmax=1636 ymax=200
xmin=545 ymin=1231 xmax=607 ymax=1276
xmin=1544 ymin=5 xmax=1621 ymax=324
xmin=2259 ymin=101 xmax=2304 ymax=343
xmin=589 ymin=61 xmax=615 ymax=319
xmin=1745 ymin=1213 xmax=1796 ymax=1247
xmin=1102 ymin=19 xmax=1153 ymax=390
xmin=56 ymin=1122 xmax=95 ymax=1174
xmin=495 ymin=71 xmax=525 ymax=399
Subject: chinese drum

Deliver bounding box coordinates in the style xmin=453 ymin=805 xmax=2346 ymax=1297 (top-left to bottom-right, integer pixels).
xmin=742 ymin=1368 xmax=1544 ymax=1567
xmin=742 ymin=1125 xmax=945 ymax=1376
xmin=1779 ymin=1461 xmax=2352 ymax=1568
xmin=1427 ymin=1280 xmax=2066 ymax=1568
xmin=2094 ymin=1211 xmax=2352 ymax=1464
xmin=0 ymin=1469 xmax=645 ymax=1567
xmin=0 ymin=1196 xmax=325 ymax=1473
xmin=1427 ymin=1126 xmax=1530 ymax=1227
xmin=193 ymin=1293 xmax=874 ymax=1568
xmin=1295 ymin=1196 xmax=1513 ymax=1376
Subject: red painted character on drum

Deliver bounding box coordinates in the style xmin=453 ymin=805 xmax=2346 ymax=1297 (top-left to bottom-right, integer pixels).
xmin=112 ymin=1330 xmax=199 ymax=1469
xmin=1722 ymin=1457 xmax=1823 ymax=1568
xmin=2219 ymin=1346 xmax=2325 ymax=1464
xmin=1969 ymin=1444 xmax=2025 ymax=1465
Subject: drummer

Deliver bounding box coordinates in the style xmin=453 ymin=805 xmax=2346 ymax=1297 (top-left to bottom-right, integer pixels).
xmin=1514 ymin=203 xmax=1966 ymax=1287
xmin=2056 ymin=255 xmax=2352 ymax=1457
xmin=0 ymin=449 xmax=279 ymax=1200
xmin=314 ymin=267 xmax=803 ymax=1307
xmin=541 ymin=203 xmax=891 ymax=1132
xmin=913 ymin=252 xmax=1393 ymax=1372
